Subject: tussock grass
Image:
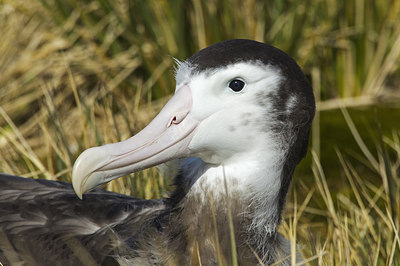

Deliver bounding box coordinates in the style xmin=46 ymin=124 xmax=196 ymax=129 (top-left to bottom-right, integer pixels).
xmin=282 ymin=116 xmax=400 ymax=264
xmin=0 ymin=0 xmax=399 ymax=264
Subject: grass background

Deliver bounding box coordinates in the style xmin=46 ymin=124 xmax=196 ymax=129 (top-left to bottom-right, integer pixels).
xmin=0 ymin=0 xmax=399 ymax=264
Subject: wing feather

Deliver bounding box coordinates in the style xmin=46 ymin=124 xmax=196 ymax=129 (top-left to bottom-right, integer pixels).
xmin=0 ymin=174 xmax=165 ymax=265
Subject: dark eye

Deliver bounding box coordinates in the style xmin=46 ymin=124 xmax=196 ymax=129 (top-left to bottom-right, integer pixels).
xmin=228 ymin=79 xmax=245 ymax=92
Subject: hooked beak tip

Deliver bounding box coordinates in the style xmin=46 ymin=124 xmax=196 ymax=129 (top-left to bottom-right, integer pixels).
xmin=72 ymin=179 xmax=83 ymax=199
xmin=76 ymin=191 xmax=83 ymax=200
xmin=72 ymin=147 xmax=108 ymax=199
xmin=72 ymin=170 xmax=84 ymax=200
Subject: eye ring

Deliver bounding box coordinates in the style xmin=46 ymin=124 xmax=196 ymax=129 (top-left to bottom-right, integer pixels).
xmin=228 ymin=79 xmax=246 ymax=92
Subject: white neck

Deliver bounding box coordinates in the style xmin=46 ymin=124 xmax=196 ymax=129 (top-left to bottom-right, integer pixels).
xmin=174 ymin=147 xmax=287 ymax=264
xmin=180 ymin=142 xmax=286 ymax=230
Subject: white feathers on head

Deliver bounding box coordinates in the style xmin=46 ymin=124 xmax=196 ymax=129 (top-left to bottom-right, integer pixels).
xmin=174 ymin=58 xmax=193 ymax=86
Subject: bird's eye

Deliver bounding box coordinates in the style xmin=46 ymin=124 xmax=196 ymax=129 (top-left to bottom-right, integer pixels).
xmin=228 ymin=79 xmax=245 ymax=92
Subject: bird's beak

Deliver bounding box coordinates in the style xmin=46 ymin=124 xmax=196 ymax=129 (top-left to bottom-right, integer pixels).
xmin=72 ymin=85 xmax=197 ymax=199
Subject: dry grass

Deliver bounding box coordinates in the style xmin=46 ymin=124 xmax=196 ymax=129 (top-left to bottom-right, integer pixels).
xmin=0 ymin=0 xmax=399 ymax=264
xmin=281 ymin=107 xmax=400 ymax=264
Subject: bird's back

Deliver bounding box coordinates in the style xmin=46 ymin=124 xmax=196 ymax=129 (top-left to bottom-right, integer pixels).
xmin=0 ymin=174 xmax=165 ymax=265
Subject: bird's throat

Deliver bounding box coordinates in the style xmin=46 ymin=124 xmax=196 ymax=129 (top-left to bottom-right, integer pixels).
xmin=166 ymin=155 xmax=285 ymax=264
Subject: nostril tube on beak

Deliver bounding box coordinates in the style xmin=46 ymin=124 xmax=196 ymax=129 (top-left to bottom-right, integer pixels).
xmin=168 ymin=111 xmax=188 ymax=127
xmin=168 ymin=116 xmax=178 ymax=127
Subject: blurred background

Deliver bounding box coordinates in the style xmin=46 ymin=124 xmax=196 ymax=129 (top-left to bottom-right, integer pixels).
xmin=0 ymin=0 xmax=399 ymax=264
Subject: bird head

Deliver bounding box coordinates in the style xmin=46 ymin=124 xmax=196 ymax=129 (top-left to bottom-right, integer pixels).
xmin=72 ymin=39 xmax=315 ymax=199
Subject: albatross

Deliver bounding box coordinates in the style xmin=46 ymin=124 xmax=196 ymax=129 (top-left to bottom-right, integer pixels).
xmin=0 ymin=39 xmax=315 ymax=265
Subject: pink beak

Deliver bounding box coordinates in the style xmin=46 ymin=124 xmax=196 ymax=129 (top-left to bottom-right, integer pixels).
xmin=72 ymin=85 xmax=197 ymax=199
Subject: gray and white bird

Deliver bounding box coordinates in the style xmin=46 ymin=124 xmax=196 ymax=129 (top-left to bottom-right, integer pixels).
xmin=0 ymin=39 xmax=315 ymax=265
